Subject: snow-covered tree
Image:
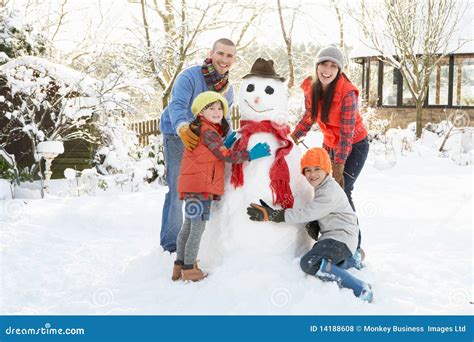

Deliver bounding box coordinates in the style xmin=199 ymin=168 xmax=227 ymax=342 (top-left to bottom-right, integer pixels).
xmin=137 ymin=0 xmax=262 ymax=107
xmin=0 ymin=8 xmax=47 ymax=65
xmin=351 ymin=0 xmax=465 ymax=138
xmin=0 ymin=56 xmax=137 ymax=170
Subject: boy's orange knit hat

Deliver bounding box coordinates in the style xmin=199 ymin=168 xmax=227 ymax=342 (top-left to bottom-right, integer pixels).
xmin=300 ymin=147 xmax=332 ymax=174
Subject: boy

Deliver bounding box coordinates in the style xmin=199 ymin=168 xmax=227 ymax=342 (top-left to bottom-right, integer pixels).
xmin=247 ymin=147 xmax=373 ymax=302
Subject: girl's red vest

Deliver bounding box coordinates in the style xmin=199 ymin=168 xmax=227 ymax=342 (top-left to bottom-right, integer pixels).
xmin=301 ymin=75 xmax=367 ymax=148
xmin=177 ymin=120 xmax=225 ymax=196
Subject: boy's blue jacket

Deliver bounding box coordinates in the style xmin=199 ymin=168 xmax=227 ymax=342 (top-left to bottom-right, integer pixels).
xmin=159 ymin=65 xmax=234 ymax=135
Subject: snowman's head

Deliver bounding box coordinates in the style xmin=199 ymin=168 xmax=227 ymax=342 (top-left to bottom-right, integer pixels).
xmin=238 ymin=58 xmax=288 ymax=123
xmin=238 ymin=76 xmax=288 ymax=122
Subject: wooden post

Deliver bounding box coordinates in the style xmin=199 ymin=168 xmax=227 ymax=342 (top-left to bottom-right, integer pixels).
xmin=457 ymin=60 xmax=462 ymax=105
xmin=435 ymin=63 xmax=441 ymax=105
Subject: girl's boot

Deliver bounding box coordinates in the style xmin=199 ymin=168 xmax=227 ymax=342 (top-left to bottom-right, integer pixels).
xmin=172 ymin=261 xmax=184 ymax=281
xmin=182 ymin=262 xmax=207 ymax=282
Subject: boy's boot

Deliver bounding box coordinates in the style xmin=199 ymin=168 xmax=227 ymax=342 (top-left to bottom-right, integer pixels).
xmin=338 ymin=248 xmax=365 ymax=270
xmin=172 ymin=261 xmax=184 ymax=281
xmin=317 ymin=258 xmax=373 ymax=303
xmin=182 ymin=262 xmax=207 ymax=282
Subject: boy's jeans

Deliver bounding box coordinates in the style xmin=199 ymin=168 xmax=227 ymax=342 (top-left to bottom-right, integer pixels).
xmin=160 ymin=134 xmax=184 ymax=252
xmin=300 ymin=239 xmax=352 ymax=275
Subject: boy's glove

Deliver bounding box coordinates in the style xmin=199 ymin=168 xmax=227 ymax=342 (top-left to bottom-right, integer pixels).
xmin=223 ymin=131 xmax=238 ymax=149
xmin=332 ymin=162 xmax=345 ymax=189
xmin=247 ymin=199 xmax=285 ymax=223
xmin=305 ymin=220 xmax=320 ymax=241
xmin=178 ymin=124 xmax=199 ymax=151
xmin=248 ymin=143 xmax=271 ymax=161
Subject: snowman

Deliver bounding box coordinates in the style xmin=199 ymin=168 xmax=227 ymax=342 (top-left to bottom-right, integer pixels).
xmin=200 ymin=58 xmax=313 ymax=267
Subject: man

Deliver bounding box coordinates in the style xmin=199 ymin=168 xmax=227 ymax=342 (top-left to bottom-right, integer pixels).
xmin=159 ymin=38 xmax=237 ymax=253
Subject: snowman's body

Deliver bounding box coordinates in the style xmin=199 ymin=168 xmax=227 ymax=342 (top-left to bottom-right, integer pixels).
xmin=200 ymin=74 xmax=313 ymax=267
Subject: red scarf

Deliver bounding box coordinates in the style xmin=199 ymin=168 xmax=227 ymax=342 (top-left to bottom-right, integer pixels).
xmin=231 ymin=120 xmax=294 ymax=209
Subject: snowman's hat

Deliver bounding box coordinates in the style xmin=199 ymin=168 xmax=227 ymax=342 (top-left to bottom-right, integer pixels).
xmin=243 ymin=58 xmax=285 ymax=82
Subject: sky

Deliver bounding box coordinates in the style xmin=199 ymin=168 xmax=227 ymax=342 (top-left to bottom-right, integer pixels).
xmin=8 ymin=0 xmax=360 ymax=53
xmin=6 ymin=0 xmax=472 ymax=60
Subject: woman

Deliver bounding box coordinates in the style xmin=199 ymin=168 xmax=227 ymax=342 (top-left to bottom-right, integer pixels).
xmin=291 ymin=45 xmax=369 ymax=213
xmin=291 ymin=46 xmax=369 ymax=249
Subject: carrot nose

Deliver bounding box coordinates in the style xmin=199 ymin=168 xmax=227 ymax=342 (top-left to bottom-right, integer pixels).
xmin=254 ymin=97 xmax=260 ymax=104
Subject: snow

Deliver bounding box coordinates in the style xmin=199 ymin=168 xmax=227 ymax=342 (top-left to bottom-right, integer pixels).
xmin=0 ymin=179 xmax=13 ymax=200
xmin=36 ymin=141 xmax=65 ymax=154
xmin=0 ymin=52 xmax=8 ymax=63
xmin=1 ymin=56 xmax=98 ymax=96
xmin=0 ymin=131 xmax=472 ymax=315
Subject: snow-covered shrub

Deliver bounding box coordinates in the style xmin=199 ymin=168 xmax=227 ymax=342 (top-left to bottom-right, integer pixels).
xmin=0 ymin=8 xmax=47 ymax=65
xmin=0 ymin=56 xmax=134 ymax=173
xmin=93 ymin=121 xmax=166 ymax=190
xmin=0 ymin=147 xmax=34 ymax=198
xmin=136 ymin=135 xmax=165 ymax=184
xmin=361 ymin=106 xmax=391 ymax=142
xmin=369 ymin=119 xmax=472 ymax=167
xmin=94 ymin=115 xmax=139 ymax=176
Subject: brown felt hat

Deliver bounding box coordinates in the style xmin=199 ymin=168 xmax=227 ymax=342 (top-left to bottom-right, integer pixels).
xmin=243 ymin=58 xmax=285 ymax=82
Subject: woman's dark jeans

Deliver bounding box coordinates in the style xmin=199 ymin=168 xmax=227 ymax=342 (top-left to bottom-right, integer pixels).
xmin=329 ymin=137 xmax=369 ymax=248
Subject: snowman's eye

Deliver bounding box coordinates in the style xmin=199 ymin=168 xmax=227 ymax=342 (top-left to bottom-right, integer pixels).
xmin=246 ymin=84 xmax=255 ymax=92
xmin=265 ymin=86 xmax=274 ymax=95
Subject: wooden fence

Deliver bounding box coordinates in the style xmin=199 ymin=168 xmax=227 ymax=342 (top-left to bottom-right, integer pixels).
xmin=130 ymin=106 xmax=242 ymax=146
xmin=130 ymin=119 xmax=160 ymax=146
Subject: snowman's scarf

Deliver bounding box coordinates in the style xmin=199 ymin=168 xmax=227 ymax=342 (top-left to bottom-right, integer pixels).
xmin=231 ymin=120 xmax=294 ymax=209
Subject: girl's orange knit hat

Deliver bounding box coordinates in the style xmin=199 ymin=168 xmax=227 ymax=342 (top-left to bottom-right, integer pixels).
xmin=300 ymin=147 xmax=332 ymax=174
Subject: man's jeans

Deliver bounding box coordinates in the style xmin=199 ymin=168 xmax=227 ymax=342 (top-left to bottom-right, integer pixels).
xmin=160 ymin=134 xmax=184 ymax=252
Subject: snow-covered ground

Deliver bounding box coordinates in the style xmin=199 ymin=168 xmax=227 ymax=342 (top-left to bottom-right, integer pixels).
xmin=0 ymin=131 xmax=472 ymax=315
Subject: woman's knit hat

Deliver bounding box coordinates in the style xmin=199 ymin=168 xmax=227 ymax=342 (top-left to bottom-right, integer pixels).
xmin=300 ymin=147 xmax=332 ymax=175
xmin=315 ymin=45 xmax=345 ymax=70
xmin=191 ymin=91 xmax=229 ymax=117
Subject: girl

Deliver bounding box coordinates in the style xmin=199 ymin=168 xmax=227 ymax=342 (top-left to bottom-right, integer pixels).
xmin=172 ymin=91 xmax=271 ymax=282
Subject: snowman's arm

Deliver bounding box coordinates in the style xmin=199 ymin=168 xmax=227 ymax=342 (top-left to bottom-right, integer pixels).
xmin=203 ymin=130 xmax=250 ymax=164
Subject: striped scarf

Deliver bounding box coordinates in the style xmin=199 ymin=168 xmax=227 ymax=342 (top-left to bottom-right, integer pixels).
xmin=202 ymin=58 xmax=229 ymax=93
